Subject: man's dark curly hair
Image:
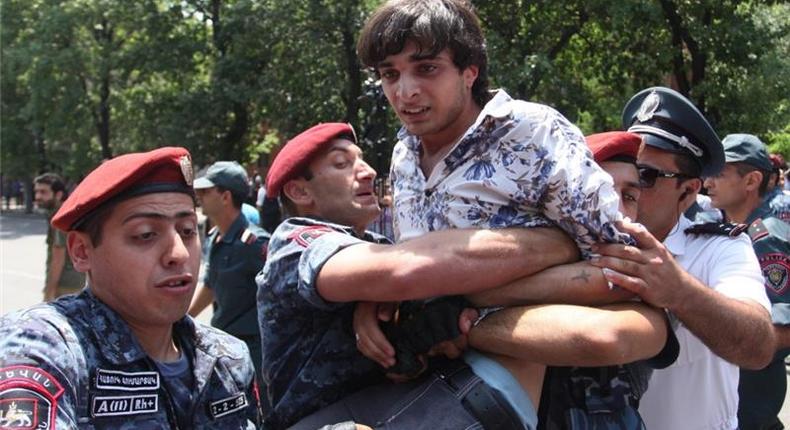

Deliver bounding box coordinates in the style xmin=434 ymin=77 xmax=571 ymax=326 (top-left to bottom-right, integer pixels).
xmin=357 ymin=0 xmax=491 ymax=108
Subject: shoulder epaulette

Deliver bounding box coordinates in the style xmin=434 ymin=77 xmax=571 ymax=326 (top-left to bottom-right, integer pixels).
xmin=240 ymin=228 xmax=257 ymax=245
xmin=684 ymin=222 xmax=748 ymax=238
xmin=748 ymin=219 xmax=770 ymax=242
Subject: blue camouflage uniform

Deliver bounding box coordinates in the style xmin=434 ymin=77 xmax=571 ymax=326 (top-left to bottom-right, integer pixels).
xmin=204 ymin=212 xmax=269 ymax=375
xmin=0 ymin=289 xmax=261 ymax=429
xmin=765 ymin=186 xmax=790 ymax=224
xmin=256 ymin=217 xmax=389 ymax=429
xmin=738 ymin=197 xmax=790 ymax=430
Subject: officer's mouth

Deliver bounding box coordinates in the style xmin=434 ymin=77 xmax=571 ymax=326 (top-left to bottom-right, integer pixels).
xmin=155 ymin=275 xmax=194 ymax=293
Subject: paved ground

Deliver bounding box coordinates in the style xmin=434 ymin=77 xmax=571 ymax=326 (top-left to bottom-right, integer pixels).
xmin=1 ymin=211 xmax=788 ymax=423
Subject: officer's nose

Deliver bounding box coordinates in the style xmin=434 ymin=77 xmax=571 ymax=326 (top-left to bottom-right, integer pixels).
xmin=163 ymin=229 xmax=191 ymax=267
xmin=356 ymin=159 xmax=376 ymax=182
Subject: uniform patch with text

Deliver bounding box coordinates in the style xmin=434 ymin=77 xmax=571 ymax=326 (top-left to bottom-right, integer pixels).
xmin=94 ymin=369 xmax=159 ymax=391
xmin=91 ymin=394 xmax=158 ymax=417
xmin=760 ymin=253 xmax=790 ymax=295
xmin=288 ymin=226 xmax=333 ymax=247
xmin=0 ymin=366 xmax=65 ymax=430
xmin=208 ymin=393 xmax=247 ymax=419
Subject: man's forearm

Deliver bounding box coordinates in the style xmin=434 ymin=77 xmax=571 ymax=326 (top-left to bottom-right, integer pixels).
xmin=45 ymin=247 xmax=67 ymax=299
xmin=775 ymin=325 xmax=790 ymax=352
xmin=672 ymin=275 xmax=774 ymax=369
xmin=469 ymin=302 xmax=668 ymax=366
xmin=317 ymin=227 xmax=578 ymax=302
xmin=467 ymin=261 xmax=634 ymax=307
xmin=188 ymin=285 xmax=214 ymax=317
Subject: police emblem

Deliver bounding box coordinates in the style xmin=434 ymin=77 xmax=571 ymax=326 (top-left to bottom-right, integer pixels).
xmin=0 ymin=366 xmax=65 ymax=430
xmin=760 ymin=253 xmax=789 ymax=295
xmin=637 ymin=91 xmax=660 ymax=122
xmin=179 ymin=155 xmax=194 ymax=186
xmin=288 ymin=226 xmax=334 ymax=247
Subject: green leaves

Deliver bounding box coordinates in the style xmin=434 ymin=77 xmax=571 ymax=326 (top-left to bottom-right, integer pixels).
xmin=2 ymin=0 xmax=788 ymax=181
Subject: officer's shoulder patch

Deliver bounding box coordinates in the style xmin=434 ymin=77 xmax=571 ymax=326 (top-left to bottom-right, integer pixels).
xmin=760 ymin=253 xmax=790 ymax=296
xmin=240 ymin=228 xmax=257 ymax=245
xmin=287 ymin=226 xmax=334 ymax=248
xmin=749 ymin=218 xmax=770 ymax=242
xmin=0 ymin=365 xmax=65 ymax=430
xmin=684 ymin=222 xmax=747 ymax=238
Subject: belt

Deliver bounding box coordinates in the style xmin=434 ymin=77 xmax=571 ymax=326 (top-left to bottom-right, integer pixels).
xmin=438 ymin=362 xmax=525 ymax=430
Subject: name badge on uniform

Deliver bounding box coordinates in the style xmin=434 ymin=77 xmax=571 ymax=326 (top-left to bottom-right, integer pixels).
xmin=208 ymin=392 xmax=247 ymax=419
xmin=95 ymin=368 xmax=160 ymax=391
xmin=92 ymin=394 xmax=159 ymax=417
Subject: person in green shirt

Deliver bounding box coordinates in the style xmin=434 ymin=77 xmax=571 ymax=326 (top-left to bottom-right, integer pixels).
xmin=34 ymin=173 xmax=85 ymax=300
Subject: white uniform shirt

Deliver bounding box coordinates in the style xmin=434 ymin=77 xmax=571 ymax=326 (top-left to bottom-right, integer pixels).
xmin=639 ymin=215 xmax=771 ymax=430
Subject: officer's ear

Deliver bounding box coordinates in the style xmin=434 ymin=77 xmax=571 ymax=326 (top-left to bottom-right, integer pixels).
xmin=67 ymin=231 xmax=93 ymax=273
xmin=744 ymin=170 xmax=764 ymax=192
xmin=678 ymin=178 xmax=701 ymax=205
xmin=282 ymin=179 xmax=313 ymax=207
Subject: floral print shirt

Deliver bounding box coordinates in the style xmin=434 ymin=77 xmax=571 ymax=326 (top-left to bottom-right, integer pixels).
xmin=391 ymin=90 xmax=629 ymax=256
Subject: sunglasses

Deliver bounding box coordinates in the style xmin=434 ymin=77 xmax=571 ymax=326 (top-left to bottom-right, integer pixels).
xmin=637 ymin=165 xmax=693 ymax=188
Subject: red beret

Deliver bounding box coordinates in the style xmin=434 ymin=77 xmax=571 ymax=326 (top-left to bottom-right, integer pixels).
xmin=52 ymin=147 xmax=194 ymax=231
xmin=585 ymin=131 xmax=642 ymax=164
xmin=770 ymin=153 xmax=786 ymax=170
xmin=266 ymin=123 xmax=356 ymax=197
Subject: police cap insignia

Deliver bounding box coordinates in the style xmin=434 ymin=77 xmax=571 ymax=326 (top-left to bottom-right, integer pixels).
xmin=180 ymin=155 xmax=194 ymax=186
xmin=637 ymin=91 xmax=660 ymax=122
xmin=0 ymin=366 xmax=65 ymax=430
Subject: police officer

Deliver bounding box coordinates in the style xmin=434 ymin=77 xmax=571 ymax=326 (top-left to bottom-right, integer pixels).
xmin=592 ymin=87 xmax=774 ymax=430
xmin=188 ymin=161 xmax=269 ymax=376
xmin=703 ymin=133 xmax=790 ymax=430
xmin=0 ymin=148 xmax=260 ymax=429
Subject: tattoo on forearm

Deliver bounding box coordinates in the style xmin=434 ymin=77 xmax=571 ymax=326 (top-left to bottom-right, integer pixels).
xmin=572 ymin=269 xmax=591 ymax=284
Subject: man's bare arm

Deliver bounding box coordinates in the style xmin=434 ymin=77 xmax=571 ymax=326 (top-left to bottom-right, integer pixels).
xmin=317 ymin=227 xmax=577 ymax=303
xmin=469 ymin=302 xmax=668 ymax=366
xmin=467 ymin=261 xmax=634 ymax=307
xmin=188 ymin=285 xmax=214 ymax=317
xmin=44 ymin=245 xmax=67 ymax=301
xmin=775 ymin=325 xmax=790 ymax=352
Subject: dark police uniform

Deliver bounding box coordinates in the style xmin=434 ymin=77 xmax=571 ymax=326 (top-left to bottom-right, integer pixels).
xmin=0 ymin=289 xmax=260 ymax=429
xmin=204 ymin=212 xmax=269 ymax=375
xmin=738 ymin=200 xmax=790 ymax=430
xmin=256 ymin=217 xmax=389 ymax=429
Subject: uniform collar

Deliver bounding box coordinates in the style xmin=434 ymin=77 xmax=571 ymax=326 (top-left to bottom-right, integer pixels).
xmin=81 ymin=289 xmax=240 ymax=366
xmin=750 ymin=190 xmax=781 ymax=224
xmin=290 ymin=216 xmax=390 ymax=243
xmin=81 ymin=289 xmax=153 ymax=364
xmin=663 ymin=215 xmax=691 ymax=257
xmin=214 ymin=212 xmax=248 ymax=244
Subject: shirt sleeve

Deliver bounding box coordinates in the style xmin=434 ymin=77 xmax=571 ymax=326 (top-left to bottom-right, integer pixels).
xmin=53 ymin=228 xmax=67 ymax=248
xmin=529 ymin=110 xmax=630 ymax=256
xmin=709 ymin=235 xmax=772 ymax=312
xmin=0 ymin=310 xmax=82 ymax=429
xmin=297 ymin=232 xmax=369 ymax=310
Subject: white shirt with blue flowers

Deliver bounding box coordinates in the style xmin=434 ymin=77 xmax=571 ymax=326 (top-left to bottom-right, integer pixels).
xmin=390 ymin=90 xmax=628 ymax=257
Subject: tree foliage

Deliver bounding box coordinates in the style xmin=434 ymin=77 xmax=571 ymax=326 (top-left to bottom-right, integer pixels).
xmin=2 ymin=0 xmax=788 ymax=182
